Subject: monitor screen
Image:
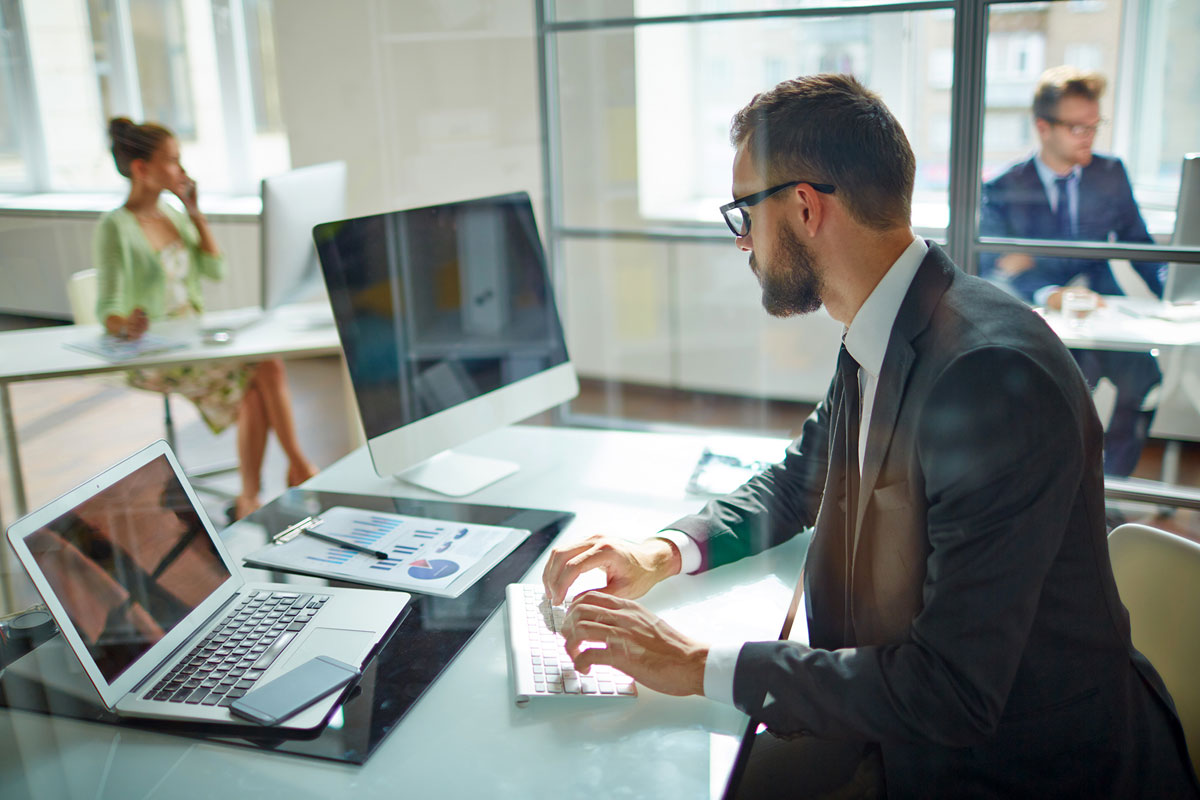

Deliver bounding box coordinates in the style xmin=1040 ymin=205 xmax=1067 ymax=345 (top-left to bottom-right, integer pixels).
xmin=314 ymin=191 xmax=575 ymax=485
xmin=22 ymin=455 xmax=230 ymax=683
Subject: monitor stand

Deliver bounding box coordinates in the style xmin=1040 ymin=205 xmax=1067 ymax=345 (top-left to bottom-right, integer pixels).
xmin=396 ymin=451 xmax=519 ymax=497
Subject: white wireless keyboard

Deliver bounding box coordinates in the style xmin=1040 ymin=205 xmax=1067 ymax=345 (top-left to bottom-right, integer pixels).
xmin=505 ymin=583 xmax=637 ymax=706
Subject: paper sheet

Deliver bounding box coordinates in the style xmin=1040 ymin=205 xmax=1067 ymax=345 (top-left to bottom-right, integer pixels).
xmin=244 ymin=506 xmax=529 ymax=598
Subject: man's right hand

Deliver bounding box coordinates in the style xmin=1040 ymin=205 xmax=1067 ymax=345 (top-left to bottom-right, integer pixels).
xmin=996 ymin=253 xmax=1035 ymax=276
xmin=542 ymin=534 xmax=681 ymax=606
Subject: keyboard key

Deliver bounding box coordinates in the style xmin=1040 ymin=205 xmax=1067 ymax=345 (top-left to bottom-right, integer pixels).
xmin=251 ymin=632 xmax=296 ymax=670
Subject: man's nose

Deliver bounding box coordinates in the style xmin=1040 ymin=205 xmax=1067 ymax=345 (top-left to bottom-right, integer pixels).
xmin=736 ymin=233 xmax=752 ymax=253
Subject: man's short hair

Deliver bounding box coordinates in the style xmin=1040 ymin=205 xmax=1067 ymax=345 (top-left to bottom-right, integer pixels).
xmin=729 ymin=74 xmax=914 ymax=231
xmin=1033 ymin=66 xmax=1107 ymax=121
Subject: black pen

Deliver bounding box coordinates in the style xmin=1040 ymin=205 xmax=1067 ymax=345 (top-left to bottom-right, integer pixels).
xmin=301 ymin=527 xmax=388 ymax=559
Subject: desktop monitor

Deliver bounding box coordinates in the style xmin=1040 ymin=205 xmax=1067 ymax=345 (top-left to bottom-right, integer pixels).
xmin=313 ymin=191 xmax=578 ymax=496
xmin=260 ymin=161 xmax=347 ymax=310
xmin=1163 ymin=153 xmax=1200 ymax=303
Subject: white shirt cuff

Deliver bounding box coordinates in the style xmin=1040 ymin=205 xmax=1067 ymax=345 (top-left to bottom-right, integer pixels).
xmin=655 ymin=529 xmax=702 ymax=575
xmin=703 ymin=642 xmax=743 ymax=706
xmin=1033 ymin=284 xmax=1060 ymax=308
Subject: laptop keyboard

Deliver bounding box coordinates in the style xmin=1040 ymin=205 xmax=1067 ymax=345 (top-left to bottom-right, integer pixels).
xmin=143 ymin=590 xmax=330 ymax=707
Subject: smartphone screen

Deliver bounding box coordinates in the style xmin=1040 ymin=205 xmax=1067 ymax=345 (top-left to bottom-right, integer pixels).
xmin=230 ymin=655 xmax=360 ymax=725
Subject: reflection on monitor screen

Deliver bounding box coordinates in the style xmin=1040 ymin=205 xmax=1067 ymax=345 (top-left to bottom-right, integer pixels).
xmin=314 ymin=191 xmax=577 ymax=496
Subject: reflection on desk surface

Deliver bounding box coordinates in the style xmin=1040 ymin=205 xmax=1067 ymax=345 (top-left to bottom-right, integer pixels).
xmin=1 ymin=487 xmax=571 ymax=765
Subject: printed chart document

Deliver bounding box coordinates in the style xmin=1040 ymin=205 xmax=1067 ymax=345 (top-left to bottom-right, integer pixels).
xmin=243 ymin=506 xmax=530 ymax=598
xmin=64 ymin=332 xmax=188 ymax=362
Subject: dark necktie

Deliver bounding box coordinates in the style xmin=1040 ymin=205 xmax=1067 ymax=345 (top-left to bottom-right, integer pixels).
xmin=1054 ymin=175 xmax=1073 ymax=239
xmin=838 ymin=344 xmax=862 ymax=526
xmin=777 ymin=345 xmax=863 ymax=643
xmin=837 ymin=345 xmax=861 ymax=643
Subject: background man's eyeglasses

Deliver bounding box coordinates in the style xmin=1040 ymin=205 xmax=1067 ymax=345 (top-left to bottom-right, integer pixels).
xmin=719 ymin=180 xmax=836 ymax=237
xmin=1040 ymin=116 xmax=1106 ymax=137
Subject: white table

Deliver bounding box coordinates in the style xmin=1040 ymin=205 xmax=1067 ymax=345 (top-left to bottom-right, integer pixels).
xmin=1039 ymin=296 xmax=1200 ymax=487
xmin=1039 ymin=296 xmax=1200 ymax=352
xmin=0 ymin=303 xmax=342 ymax=521
xmin=0 ymin=425 xmax=806 ymax=800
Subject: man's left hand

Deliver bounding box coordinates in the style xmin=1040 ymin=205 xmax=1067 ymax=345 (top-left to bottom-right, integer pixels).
xmin=560 ymin=591 xmax=708 ymax=697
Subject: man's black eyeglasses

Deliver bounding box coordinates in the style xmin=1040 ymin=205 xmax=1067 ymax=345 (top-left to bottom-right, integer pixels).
xmin=1038 ymin=116 xmax=1106 ymax=138
xmin=719 ymin=180 xmax=836 ymax=237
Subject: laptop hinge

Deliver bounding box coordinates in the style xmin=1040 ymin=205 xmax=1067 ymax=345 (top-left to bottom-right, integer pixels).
xmin=130 ymin=592 xmax=241 ymax=694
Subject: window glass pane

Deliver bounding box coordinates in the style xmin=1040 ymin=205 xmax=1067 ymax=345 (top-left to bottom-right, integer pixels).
xmin=129 ymin=0 xmax=195 ymax=139
xmin=85 ymin=0 xmax=116 ymax=125
xmin=0 ymin=2 xmax=30 ymax=188
xmin=549 ymin=0 xmax=942 ymax=24
xmin=554 ymin=9 xmax=953 ymax=238
xmin=242 ymin=0 xmax=289 ymax=179
xmin=980 ymin=0 xmax=1200 ymax=247
xmin=243 ymin=0 xmax=282 ymax=133
xmin=558 ymin=236 xmax=840 ymax=429
xmin=23 ymin=0 xmax=111 ymax=189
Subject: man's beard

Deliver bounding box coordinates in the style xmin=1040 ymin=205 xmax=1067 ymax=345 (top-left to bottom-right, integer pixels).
xmin=752 ymin=223 xmax=823 ymax=317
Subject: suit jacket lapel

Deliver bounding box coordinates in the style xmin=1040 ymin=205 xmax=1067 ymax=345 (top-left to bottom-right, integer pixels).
xmin=850 ymin=245 xmax=955 ymax=567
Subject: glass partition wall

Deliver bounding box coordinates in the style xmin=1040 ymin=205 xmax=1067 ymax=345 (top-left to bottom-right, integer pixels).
xmin=536 ymin=0 xmax=1200 ymax=523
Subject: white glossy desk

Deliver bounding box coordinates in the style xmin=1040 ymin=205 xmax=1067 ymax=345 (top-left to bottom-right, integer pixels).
xmin=1039 ymin=297 xmax=1200 ymax=483
xmin=1039 ymin=296 xmax=1200 ymax=352
xmin=1 ymin=425 xmax=807 ymax=800
xmin=0 ymin=303 xmax=342 ymax=521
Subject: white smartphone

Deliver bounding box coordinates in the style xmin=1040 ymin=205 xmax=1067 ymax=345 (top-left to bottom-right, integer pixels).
xmin=230 ymin=655 xmax=360 ymax=726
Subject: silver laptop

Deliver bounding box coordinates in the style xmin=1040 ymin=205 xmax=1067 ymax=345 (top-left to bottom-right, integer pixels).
xmin=6 ymin=439 xmax=409 ymax=729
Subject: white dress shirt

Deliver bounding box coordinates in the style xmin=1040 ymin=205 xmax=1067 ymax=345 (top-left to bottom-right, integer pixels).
xmin=659 ymin=236 xmax=928 ymax=706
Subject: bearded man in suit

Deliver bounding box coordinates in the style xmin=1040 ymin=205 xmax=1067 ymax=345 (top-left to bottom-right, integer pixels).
xmin=980 ymin=66 xmax=1163 ymax=477
xmin=543 ymin=74 xmax=1197 ymax=799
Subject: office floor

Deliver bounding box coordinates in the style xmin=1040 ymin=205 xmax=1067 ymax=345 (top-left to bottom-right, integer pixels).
xmin=3 ymin=313 xmax=1199 ymax=614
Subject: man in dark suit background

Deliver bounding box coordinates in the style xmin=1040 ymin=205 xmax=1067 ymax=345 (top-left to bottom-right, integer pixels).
xmin=980 ymin=66 xmax=1163 ymax=476
xmin=543 ymin=74 xmax=1197 ymax=798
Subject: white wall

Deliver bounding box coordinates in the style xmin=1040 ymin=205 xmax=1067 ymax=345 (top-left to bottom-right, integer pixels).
xmin=271 ymin=0 xmax=544 ymax=221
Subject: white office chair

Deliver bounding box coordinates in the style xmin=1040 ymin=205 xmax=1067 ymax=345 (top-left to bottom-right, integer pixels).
xmin=67 ymin=269 xmax=236 ymax=501
xmin=1108 ymin=523 xmax=1200 ymax=775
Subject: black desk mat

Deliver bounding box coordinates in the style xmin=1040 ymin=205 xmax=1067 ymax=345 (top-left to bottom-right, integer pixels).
xmin=0 ymin=488 xmax=571 ymax=764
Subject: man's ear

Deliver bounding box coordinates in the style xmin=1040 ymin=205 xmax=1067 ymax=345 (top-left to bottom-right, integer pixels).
xmin=1033 ymin=117 xmax=1051 ymax=144
xmin=792 ymin=183 xmax=825 ymax=237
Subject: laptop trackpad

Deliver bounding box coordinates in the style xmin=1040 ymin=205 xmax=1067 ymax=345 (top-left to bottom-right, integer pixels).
xmin=278 ymin=628 xmax=376 ymax=672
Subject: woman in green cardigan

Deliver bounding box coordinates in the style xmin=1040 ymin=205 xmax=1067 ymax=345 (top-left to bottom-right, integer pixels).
xmin=95 ymin=117 xmax=317 ymax=520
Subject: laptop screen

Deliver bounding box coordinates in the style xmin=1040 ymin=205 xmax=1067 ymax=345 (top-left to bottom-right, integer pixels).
xmin=22 ymin=454 xmax=231 ymax=683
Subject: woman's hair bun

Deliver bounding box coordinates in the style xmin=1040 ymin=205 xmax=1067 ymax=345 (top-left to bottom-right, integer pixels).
xmin=107 ymin=117 xmax=172 ymax=179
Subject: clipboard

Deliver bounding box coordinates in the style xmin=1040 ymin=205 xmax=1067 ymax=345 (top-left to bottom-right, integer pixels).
xmin=243 ymin=506 xmax=531 ymax=598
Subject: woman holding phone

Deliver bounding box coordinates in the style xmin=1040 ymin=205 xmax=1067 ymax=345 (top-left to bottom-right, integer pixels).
xmin=95 ymin=117 xmax=317 ymax=520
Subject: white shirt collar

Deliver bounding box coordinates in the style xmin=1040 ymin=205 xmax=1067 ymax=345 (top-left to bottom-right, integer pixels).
xmin=1033 ymin=153 xmax=1081 ymax=195
xmin=842 ymin=237 xmax=928 ymax=380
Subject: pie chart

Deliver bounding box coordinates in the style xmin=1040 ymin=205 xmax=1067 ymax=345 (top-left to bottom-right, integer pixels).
xmin=407 ymin=558 xmax=459 ymax=580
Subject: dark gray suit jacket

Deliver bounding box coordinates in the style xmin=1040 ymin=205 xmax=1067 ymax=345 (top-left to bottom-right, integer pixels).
xmin=669 ymin=245 xmax=1197 ymax=798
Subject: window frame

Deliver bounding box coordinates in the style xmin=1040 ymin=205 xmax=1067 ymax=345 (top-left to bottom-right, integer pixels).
xmin=535 ymin=0 xmax=1200 ymax=279
xmin=0 ymin=0 xmax=272 ymax=197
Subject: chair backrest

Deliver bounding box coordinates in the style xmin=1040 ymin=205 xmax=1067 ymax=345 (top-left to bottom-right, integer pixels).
xmin=67 ymin=269 xmax=99 ymax=325
xmin=1109 ymin=522 xmax=1200 ymax=775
